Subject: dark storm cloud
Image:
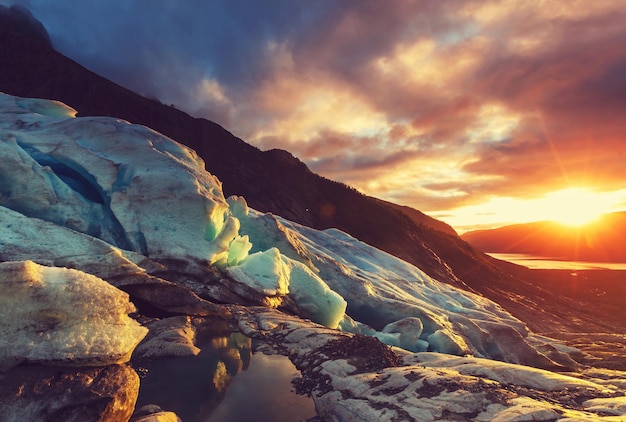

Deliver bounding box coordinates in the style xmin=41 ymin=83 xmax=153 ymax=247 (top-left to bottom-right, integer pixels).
xmin=4 ymin=0 xmax=342 ymax=118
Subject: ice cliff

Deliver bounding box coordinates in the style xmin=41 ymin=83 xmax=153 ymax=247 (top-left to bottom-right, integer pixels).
xmin=0 ymin=92 xmax=569 ymax=366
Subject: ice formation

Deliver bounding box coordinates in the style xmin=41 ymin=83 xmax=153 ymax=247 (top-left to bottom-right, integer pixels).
xmin=0 ymin=92 xmax=249 ymax=271
xmin=0 ymin=92 xmax=574 ymax=365
xmin=0 ymin=260 xmax=147 ymax=368
xmin=232 ymin=202 xmax=570 ymax=367
xmin=0 ymin=92 xmax=345 ymax=328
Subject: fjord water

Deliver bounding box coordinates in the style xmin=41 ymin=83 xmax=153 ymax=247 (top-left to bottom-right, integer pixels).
xmin=134 ymin=330 xmax=316 ymax=421
xmin=489 ymin=253 xmax=626 ymax=270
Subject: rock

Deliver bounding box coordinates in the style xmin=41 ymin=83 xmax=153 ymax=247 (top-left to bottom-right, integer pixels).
xmin=131 ymin=405 xmax=182 ymax=422
xmin=0 ymin=260 xmax=147 ymax=368
xmin=403 ymin=353 xmax=605 ymax=391
xmin=0 ymin=364 xmax=139 ymax=422
xmin=583 ymin=395 xmax=626 ymax=416
xmin=235 ymin=307 xmax=625 ymax=422
xmin=134 ymin=316 xmax=200 ymax=358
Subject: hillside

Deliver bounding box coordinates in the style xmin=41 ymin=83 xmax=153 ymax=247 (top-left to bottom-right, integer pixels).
xmin=0 ymin=18 xmax=461 ymax=281
xmin=462 ymin=212 xmax=626 ymax=262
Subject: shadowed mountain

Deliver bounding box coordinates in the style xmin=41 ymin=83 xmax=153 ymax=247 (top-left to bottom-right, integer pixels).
xmin=1 ymin=14 xmax=624 ymax=336
xmin=462 ymin=212 xmax=626 ymax=263
xmin=0 ymin=5 xmax=50 ymax=47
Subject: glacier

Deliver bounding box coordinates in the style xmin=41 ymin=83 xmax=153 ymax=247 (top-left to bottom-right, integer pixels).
xmin=0 ymin=91 xmax=568 ymax=363
xmin=1 ymin=92 xmax=624 ymax=421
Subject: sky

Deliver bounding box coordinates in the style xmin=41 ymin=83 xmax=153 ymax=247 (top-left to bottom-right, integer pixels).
xmin=3 ymin=0 xmax=626 ymax=232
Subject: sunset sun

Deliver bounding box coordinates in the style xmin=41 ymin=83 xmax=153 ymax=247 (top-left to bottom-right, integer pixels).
xmin=539 ymin=188 xmax=612 ymax=227
xmin=442 ymin=187 xmax=626 ymax=233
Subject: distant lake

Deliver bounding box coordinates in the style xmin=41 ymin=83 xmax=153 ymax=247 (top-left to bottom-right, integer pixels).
xmin=488 ymin=253 xmax=626 ymax=270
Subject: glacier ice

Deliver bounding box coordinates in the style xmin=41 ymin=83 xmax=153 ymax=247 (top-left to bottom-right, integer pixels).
xmin=279 ymin=257 xmax=347 ymax=329
xmin=0 ymin=92 xmax=578 ymax=366
xmin=264 ymin=217 xmax=569 ymax=367
xmin=226 ymin=248 xmax=290 ymax=301
xmin=226 ymin=247 xmax=347 ymax=327
xmin=0 ymin=260 xmax=148 ymax=368
xmin=0 ymin=92 xmax=247 ymax=270
xmin=0 ymin=92 xmax=344 ymax=327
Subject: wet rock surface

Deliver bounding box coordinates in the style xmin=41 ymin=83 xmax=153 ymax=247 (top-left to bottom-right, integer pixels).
xmin=130 ymin=405 xmax=182 ymax=422
xmin=552 ymin=332 xmax=626 ymax=371
xmin=133 ymin=316 xmax=200 ymax=359
xmin=0 ymin=364 xmax=139 ymax=422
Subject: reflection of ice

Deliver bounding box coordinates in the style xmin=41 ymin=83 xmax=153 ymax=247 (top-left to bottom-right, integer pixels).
xmin=211 ymin=336 xmax=229 ymax=349
xmin=135 ymin=329 xmax=277 ymax=421
xmin=212 ymin=332 xmax=251 ymax=373
xmin=207 ymin=353 xmax=316 ymax=422
xmin=212 ymin=361 xmax=231 ymax=392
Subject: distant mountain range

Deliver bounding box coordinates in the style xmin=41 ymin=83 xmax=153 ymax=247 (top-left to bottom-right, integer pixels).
xmin=1 ymin=7 xmax=623 ymax=335
xmin=462 ymin=212 xmax=626 ymax=263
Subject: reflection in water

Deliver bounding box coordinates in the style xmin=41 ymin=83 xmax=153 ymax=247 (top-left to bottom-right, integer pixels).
xmin=212 ymin=361 xmax=230 ymax=393
xmin=134 ymin=325 xmax=316 ymax=421
xmin=207 ymin=353 xmax=317 ymax=422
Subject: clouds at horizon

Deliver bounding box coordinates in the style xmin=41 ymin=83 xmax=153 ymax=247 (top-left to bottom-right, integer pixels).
xmin=4 ymin=0 xmax=626 ymax=227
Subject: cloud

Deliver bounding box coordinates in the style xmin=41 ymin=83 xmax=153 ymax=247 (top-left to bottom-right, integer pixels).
xmin=5 ymin=0 xmax=626 ymax=225
xmin=461 ymin=4 xmax=626 ymax=197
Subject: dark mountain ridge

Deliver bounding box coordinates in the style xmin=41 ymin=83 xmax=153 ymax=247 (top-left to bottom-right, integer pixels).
xmin=462 ymin=212 xmax=626 ymax=262
xmin=0 ymin=5 xmax=50 ymax=47
xmin=1 ymin=15 xmax=623 ymax=336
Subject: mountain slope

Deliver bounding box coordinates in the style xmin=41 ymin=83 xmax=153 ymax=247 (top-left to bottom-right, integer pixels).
xmin=0 ymin=16 xmax=623 ymax=336
xmin=0 ymin=22 xmax=462 ymax=285
xmin=462 ymin=212 xmax=626 ymax=262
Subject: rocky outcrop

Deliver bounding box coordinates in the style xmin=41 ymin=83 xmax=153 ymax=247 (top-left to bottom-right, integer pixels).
xmin=236 ymin=307 xmax=626 ymax=422
xmin=133 ymin=316 xmax=200 ymax=358
xmin=130 ymin=405 xmax=182 ymax=422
